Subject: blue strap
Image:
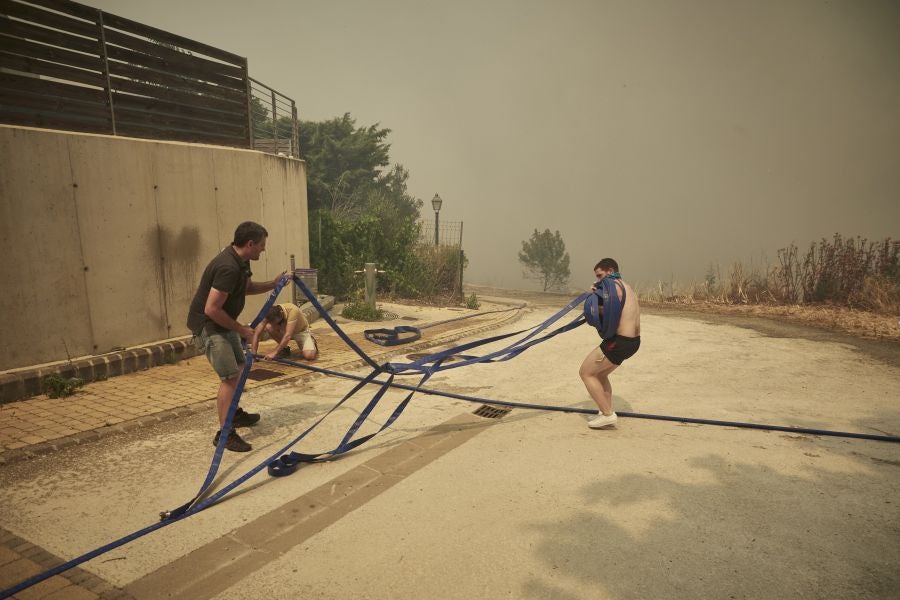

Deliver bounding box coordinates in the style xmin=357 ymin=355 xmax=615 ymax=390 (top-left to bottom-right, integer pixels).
xmin=364 ymin=325 xmax=422 ymax=346
xmin=162 ymin=273 xmax=293 ymax=520
xmin=387 ymin=293 xmax=589 ymax=374
xmin=585 ymin=278 xmax=625 ymax=339
xmin=292 ymin=274 xmax=381 ymax=369
xmin=6 ymin=279 xmax=900 ymax=599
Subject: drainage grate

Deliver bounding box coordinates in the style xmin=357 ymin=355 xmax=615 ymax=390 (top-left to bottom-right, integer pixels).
xmin=246 ymin=368 xmax=284 ymax=381
xmin=472 ymin=404 xmax=512 ymax=419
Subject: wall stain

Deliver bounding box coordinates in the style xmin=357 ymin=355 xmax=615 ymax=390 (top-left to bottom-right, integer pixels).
xmin=157 ymin=226 xmax=202 ymax=330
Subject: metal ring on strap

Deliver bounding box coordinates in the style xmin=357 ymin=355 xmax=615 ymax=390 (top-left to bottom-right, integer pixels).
xmin=364 ymin=325 xmax=422 ymax=346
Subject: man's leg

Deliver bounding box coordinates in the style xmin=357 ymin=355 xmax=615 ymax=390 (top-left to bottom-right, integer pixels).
xmin=295 ymin=331 xmax=318 ymax=360
xmin=204 ymin=332 xmax=253 ymax=451
xmin=217 ymin=376 xmax=239 ymax=427
xmin=222 ymin=331 xmax=260 ymax=426
xmin=579 ymin=347 xmax=619 ymax=426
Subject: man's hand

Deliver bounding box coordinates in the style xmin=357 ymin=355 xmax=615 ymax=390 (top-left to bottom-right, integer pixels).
xmin=263 ymin=351 xmax=277 ymax=361
xmin=238 ymin=325 xmax=255 ymax=340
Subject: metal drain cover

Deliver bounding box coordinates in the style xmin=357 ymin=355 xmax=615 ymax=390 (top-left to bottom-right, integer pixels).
xmin=473 ymin=404 xmax=512 ymax=419
xmin=246 ymin=368 xmax=284 ymax=381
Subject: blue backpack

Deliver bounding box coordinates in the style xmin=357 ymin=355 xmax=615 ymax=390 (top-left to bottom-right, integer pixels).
xmin=584 ymin=275 xmax=625 ymax=339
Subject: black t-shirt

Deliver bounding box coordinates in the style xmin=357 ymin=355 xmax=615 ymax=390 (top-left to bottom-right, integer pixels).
xmin=186 ymin=246 xmax=252 ymax=335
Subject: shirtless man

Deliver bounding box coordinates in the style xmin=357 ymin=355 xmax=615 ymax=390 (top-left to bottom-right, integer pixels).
xmin=578 ymin=258 xmax=641 ymax=429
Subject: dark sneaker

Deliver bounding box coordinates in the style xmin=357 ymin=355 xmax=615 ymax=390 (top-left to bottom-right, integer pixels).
xmin=277 ymin=346 xmax=291 ymax=358
xmin=233 ymin=407 xmax=261 ymax=427
xmin=212 ymin=428 xmax=252 ymax=452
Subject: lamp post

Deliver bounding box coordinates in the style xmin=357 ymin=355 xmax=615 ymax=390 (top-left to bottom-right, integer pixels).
xmin=431 ymin=193 xmax=443 ymax=246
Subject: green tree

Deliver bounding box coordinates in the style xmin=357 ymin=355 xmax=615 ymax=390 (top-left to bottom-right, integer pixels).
xmin=518 ymin=229 xmax=571 ymax=292
xmin=299 ymin=113 xmax=420 ymax=217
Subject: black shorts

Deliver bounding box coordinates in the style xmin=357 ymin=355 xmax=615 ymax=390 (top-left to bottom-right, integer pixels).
xmin=600 ymin=335 xmax=641 ymax=365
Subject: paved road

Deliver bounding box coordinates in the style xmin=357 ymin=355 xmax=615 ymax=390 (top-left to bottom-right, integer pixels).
xmin=2 ymin=294 xmax=899 ymax=599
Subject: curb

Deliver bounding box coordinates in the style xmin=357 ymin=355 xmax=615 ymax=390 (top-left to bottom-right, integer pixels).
xmin=0 ymin=525 xmax=135 ymax=599
xmin=0 ymin=302 xmax=525 ymax=467
xmin=0 ymin=297 xmax=335 ymax=405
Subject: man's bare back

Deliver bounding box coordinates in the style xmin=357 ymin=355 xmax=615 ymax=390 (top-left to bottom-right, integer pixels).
xmin=613 ymin=279 xmax=641 ymax=338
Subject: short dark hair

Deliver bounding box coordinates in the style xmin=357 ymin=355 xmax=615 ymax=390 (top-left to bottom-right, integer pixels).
xmin=267 ymin=305 xmax=285 ymax=323
xmin=594 ymin=258 xmax=619 ymax=272
xmin=232 ymin=221 xmax=268 ymax=247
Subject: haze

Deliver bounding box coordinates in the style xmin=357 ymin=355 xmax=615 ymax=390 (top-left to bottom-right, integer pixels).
xmin=91 ymin=0 xmax=900 ymax=291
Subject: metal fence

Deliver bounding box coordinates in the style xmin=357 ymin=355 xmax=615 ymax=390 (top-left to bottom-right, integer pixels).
xmin=0 ymin=0 xmax=298 ymax=155
xmin=249 ymin=77 xmax=298 ymax=157
xmin=419 ymin=220 xmax=463 ymax=248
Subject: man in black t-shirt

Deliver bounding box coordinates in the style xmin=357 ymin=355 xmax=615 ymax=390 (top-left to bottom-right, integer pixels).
xmin=187 ymin=221 xmax=282 ymax=452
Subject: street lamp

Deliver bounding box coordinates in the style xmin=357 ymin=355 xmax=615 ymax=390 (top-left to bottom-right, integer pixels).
xmin=431 ymin=193 xmax=443 ymax=246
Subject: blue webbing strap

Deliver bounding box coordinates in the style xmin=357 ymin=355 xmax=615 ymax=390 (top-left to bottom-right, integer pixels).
xmin=292 ymin=274 xmax=380 ymax=370
xmin=364 ymin=325 xmax=422 ymax=346
xmin=387 ymin=293 xmax=590 ymax=374
xmin=5 ymin=281 xmax=900 ymax=599
xmin=585 ymin=277 xmax=625 ymax=340
xmin=162 ymin=274 xmax=292 ymax=520
xmin=269 ymin=370 xmax=432 ymax=476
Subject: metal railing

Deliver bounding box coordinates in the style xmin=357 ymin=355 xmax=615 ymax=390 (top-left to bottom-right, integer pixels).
xmin=249 ymin=77 xmax=298 ymax=157
xmin=0 ymin=0 xmax=299 ymax=156
xmin=419 ymin=220 xmax=463 ymax=248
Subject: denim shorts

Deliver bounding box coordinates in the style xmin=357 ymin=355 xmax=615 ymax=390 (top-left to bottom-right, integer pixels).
xmin=194 ymin=329 xmax=244 ymax=380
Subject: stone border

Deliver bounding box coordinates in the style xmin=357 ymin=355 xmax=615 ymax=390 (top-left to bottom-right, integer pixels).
xmin=0 ymin=302 xmax=525 ymax=467
xmin=0 ymin=340 xmax=198 ymax=406
xmin=0 ymin=526 xmax=134 ymax=599
xmin=0 ymin=297 xmax=335 ymax=405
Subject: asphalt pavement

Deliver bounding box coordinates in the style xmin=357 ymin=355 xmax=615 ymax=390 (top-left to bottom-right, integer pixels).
xmin=1 ymin=292 xmax=899 ymax=600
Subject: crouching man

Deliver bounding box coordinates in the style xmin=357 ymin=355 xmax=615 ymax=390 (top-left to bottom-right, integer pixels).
xmin=251 ymin=302 xmax=319 ymax=361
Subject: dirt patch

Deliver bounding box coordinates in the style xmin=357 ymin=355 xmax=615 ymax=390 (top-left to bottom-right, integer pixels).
xmin=467 ymin=284 xmax=900 ymax=368
xmin=644 ymin=301 xmax=899 ymax=341
xmin=644 ymin=302 xmax=900 ymax=368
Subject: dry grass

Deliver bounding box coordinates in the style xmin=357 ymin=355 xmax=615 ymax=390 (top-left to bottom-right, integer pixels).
xmin=638 ymin=235 xmax=899 ymax=342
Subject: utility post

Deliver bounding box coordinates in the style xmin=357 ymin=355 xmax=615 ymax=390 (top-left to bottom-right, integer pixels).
xmin=364 ymin=262 xmax=377 ymax=308
xmin=354 ymin=263 xmax=384 ymax=308
xmin=458 ymin=221 xmax=464 ymax=298
xmin=431 ymin=193 xmax=443 ymax=246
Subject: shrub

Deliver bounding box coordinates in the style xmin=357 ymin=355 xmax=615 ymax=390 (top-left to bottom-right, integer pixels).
xmin=310 ymin=204 xmax=466 ymax=302
xmin=341 ymin=301 xmax=384 ymax=321
xmin=44 ymin=374 xmax=84 ymax=399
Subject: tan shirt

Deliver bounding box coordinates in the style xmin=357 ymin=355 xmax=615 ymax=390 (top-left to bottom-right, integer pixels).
xmin=279 ymin=302 xmax=309 ymax=332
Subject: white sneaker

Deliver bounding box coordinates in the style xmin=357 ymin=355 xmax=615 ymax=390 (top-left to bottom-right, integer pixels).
xmin=588 ymin=412 xmax=618 ymax=429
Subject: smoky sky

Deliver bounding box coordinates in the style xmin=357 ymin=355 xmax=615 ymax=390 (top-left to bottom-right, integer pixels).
xmin=92 ymin=0 xmax=900 ymax=291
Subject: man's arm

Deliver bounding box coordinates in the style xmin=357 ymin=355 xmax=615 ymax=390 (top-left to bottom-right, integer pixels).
xmin=250 ymin=320 xmax=267 ymax=354
xmin=263 ymin=319 xmax=298 ymax=360
xmin=204 ymin=289 xmax=255 ymax=339
xmin=246 ymin=271 xmax=288 ymax=295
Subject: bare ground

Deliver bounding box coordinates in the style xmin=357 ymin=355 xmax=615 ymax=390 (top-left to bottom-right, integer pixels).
xmin=467 ymin=284 xmax=900 ymax=368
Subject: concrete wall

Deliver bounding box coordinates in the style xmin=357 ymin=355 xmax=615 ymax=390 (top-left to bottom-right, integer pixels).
xmin=0 ymin=125 xmax=309 ymax=371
